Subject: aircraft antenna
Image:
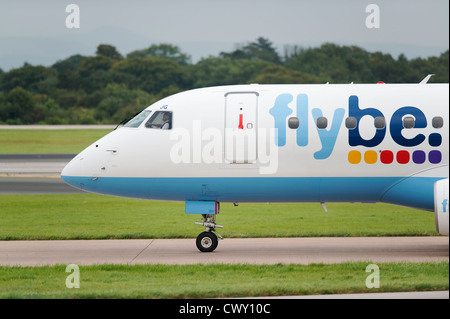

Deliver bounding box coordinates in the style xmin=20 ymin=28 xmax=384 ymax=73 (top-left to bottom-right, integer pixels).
xmin=420 ymin=74 xmax=434 ymax=84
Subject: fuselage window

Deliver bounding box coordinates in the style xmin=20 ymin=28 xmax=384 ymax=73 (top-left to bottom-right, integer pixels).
xmin=288 ymin=117 xmax=300 ymax=129
xmin=403 ymin=116 xmax=415 ymax=129
xmin=316 ymin=117 xmax=327 ymax=129
xmin=345 ymin=117 xmax=357 ymax=129
xmin=123 ymin=110 xmax=151 ymax=128
xmin=432 ymin=116 xmax=444 ymax=129
xmin=374 ymin=116 xmax=386 ymax=129
xmin=145 ymin=111 xmax=173 ymax=130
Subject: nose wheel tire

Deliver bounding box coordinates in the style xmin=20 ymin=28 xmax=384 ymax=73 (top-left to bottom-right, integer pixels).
xmin=196 ymin=231 xmax=218 ymax=252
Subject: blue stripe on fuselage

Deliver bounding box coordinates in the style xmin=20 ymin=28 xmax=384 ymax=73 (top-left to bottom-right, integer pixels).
xmin=61 ymin=176 xmax=444 ymax=211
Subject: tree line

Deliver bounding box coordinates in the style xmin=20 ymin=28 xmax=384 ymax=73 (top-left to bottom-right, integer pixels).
xmin=0 ymin=38 xmax=448 ymax=124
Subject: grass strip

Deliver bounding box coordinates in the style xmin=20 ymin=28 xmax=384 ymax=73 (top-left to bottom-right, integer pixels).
xmin=0 ymin=194 xmax=439 ymax=240
xmin=0 ymin=262 xmax=447 ymax=299
xmin=0 ymin=129 xmax=110 ymax=154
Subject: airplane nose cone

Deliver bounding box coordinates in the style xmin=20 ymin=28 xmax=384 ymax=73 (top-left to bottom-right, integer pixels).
xmin=61 ymin=154 xmax=80 ymax=178
xmin=60 ymin=158 xmax=80 ymax=189
xmin=60 ymin=160 xmax=71 ymax=178
xmin=60 ymin=152 xmax=94 ymax=191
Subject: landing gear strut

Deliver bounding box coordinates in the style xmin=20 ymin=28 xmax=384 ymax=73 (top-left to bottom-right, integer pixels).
xmin=195 ymin=214 xmax=223 ymax=252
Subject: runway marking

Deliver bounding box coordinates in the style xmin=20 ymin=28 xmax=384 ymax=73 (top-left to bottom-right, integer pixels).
xmin=129 ymin=239 xmax=155 ymax=264
xmin=0 ymin=174 xmax=60 ymax=178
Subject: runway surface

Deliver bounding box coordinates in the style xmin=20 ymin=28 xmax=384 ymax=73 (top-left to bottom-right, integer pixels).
xmin=0 ymin=177 xmax=86 ymax=195
xmin=0 ymin=177 xmax=84 ymax=194
xmin=0 ymin=154 xmax=73 ymax=177
xmin=0 ymin=154 xmax=85 ymax=194
xmin=0 ymin=237 xmax=447 ymax=266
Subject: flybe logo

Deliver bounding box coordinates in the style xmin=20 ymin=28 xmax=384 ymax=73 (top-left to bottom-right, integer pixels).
xmin=269 ymin=93 xmax=443 ymax=163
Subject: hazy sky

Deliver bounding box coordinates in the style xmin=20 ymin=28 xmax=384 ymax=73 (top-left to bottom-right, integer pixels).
xmin=0 ymin=0 xmax=448 ymax=69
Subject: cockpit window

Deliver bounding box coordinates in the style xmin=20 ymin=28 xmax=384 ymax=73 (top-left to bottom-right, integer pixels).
xmin=123 ymin=110 xmax=151 ymax=128
xmin=145 ymin=111 xmax=173 ymax=130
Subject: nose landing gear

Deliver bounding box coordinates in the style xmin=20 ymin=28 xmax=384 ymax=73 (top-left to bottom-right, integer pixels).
xmin=195 ymin=214 xmax=223 ymax=252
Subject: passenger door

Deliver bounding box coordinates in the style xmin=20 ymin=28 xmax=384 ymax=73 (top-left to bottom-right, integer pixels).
xmin=224 ymin=92 xmax=258 ymax=163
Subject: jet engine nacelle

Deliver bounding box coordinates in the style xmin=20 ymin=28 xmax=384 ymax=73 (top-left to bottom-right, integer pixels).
xmin=434 ymin=178 xmax=449 ymax=236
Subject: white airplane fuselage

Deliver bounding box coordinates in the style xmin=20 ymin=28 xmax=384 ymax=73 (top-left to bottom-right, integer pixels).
xmin=62 ymin=83 xmax=449 ymax=239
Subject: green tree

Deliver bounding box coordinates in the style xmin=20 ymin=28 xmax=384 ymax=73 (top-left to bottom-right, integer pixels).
xmin=287 ymin=43 xmax=375 ymax=83
xmin=127 ymin=44 xmax=191 ymax=65
xmin=0 ymin=91 xmax=6 ymax=123
xmin=221 ymin=37 xmax=281 ymax=64
xmin=51 ymin=88 xmax=87 ymax=109
xmin=251 ymin=65 xmax=321 ymax=84
xmin=0 ymin=40 xmax=448 ymax=125
xmin=52 ymin=54 xmax=85 ymax=90
xmin=0 ymin=64 xmax=56 ymax=92
xmin=94 ymin=83 xmax=155 ymax=123
xmin=421 ymin=51 xmax=449 ymax=83
xmin=4 ymin=87 xmax=36 ymax=124
xmin=191 ymin=57 xmax=272 ymax=87
xmin=39 ymin=98 xmax=66 ymax=124
xmin=96 ymin=44 xmax=124 ymax=60
xmin=52 ymin=54 xmax=85 ymax=73
xmin=77 ymin=55 xmax=115 ymax=77
xmin=112 ymin=57 xmax=189 ymax=93
xmin=77 ymin=56 xmax=116 ymax=93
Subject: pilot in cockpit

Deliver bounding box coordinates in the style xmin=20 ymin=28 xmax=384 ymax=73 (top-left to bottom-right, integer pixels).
xmin=161 ymin=112 xmax=172 ymax=130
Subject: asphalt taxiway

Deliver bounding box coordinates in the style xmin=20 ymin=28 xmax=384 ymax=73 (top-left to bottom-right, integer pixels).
xmin=0 ymin=154 xmax=73 ymax=177
xmin=0 ymin=237 xmax=447 ymax=266
xmin=0 ymin=154 xmax=83 ymax=194
xmin=0 ymin=177 xmax=84 ymax=194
